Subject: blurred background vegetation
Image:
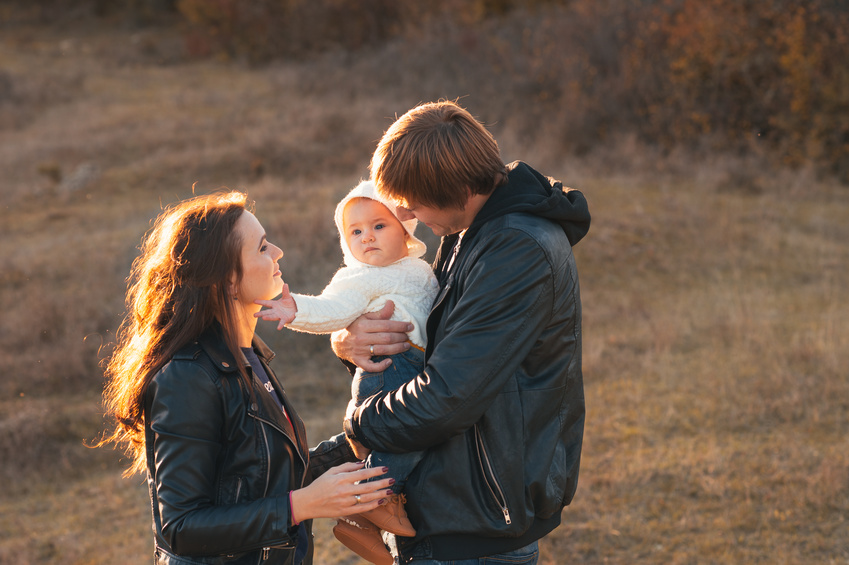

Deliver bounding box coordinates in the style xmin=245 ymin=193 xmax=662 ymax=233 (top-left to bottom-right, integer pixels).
xmin=1 ymin=1 xmax=847 ymax=563
xmin=5 ymin=0 xmax=848 ymax=179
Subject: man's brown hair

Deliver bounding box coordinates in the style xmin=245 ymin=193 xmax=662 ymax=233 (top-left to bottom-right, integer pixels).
xmin=371 ymin=101 xmax=506 ymax=210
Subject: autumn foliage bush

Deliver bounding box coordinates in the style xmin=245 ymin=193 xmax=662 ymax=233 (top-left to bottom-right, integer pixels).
xmin=176 ymin=0 xmax=415 ymax=59
xmin=172 ymin=0 xmax=849 ymax=180
xmin=618 ymin=0 xmax=849 ymax=176
xmin=11 ymin=0 xmax=846 ymax=177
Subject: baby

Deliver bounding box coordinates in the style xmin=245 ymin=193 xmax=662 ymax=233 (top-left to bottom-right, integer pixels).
xmin=256 ymin=180 xmax=438 ymax=564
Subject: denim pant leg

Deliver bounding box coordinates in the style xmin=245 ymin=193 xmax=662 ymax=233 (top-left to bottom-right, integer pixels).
xmin=395 ymin=541 xmax=539 ymax=564
xmin=352 ymin=348 xmax=425 ymax=492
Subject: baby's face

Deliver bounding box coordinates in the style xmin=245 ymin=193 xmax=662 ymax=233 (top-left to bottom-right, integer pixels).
xmin=343 ymin=198 xmax=409 ymax=267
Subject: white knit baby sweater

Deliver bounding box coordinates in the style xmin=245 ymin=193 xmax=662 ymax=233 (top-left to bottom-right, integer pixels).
xmin=286 ymin=256 xmax=438 ymax=349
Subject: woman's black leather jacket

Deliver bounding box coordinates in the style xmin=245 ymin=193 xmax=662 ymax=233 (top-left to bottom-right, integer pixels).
xmin=144 ymin=324 xmax=353 ymax=564
xmin=347 ymin=161 xmax=590 ymax=561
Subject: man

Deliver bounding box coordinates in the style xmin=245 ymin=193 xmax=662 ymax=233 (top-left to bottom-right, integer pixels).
xmin=334 ymin=101 xmax=590 ymax=564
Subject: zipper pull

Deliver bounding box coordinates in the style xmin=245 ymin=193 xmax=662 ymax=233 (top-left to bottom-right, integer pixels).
xmin=503 ymin=507 xmax=512 ymax=525
xmin=261 ymin=547 xmax=270 ymax=560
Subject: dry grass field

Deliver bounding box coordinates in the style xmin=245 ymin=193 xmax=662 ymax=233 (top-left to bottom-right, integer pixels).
xmin=1 ymin=14 xmax=848 ymax=565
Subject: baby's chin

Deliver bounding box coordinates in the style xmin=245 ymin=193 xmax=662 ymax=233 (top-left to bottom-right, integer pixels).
xmin=358 ymin=254 xmax=407 ymax=267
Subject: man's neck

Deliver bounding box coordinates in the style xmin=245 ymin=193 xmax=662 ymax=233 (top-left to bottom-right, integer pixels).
xmin=461 ymin=192 xmax=491 ymax=230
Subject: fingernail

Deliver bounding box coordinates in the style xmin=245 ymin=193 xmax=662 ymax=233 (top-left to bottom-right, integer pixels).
xmin=388 ymin=478 xmax=396 ymax=485
xmin=378 ymin=498 xmax=386 ymax=505
xmin=382 ymin=467 xmax=389 ymax=473
xmin=386 ymin=489 xmax=394 ymax=496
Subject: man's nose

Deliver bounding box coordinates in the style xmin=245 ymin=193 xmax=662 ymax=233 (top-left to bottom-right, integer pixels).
xmin=395 ymin=205 xmax=415 ymax=221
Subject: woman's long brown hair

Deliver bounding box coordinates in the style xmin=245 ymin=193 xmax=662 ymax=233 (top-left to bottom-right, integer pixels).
xmin=98 ymin=191 xmax=251 ymax=476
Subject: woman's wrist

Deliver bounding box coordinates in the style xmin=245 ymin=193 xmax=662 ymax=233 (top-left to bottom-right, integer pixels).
xmin=289 ymin=490 xmax=301 ymax=525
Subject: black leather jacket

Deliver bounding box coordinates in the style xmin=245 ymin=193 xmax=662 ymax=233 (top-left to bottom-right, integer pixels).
xmin=144 ymin=325 xmax=353 ymax=564
xmin=347 ymin=161 xmax=590 ymax=561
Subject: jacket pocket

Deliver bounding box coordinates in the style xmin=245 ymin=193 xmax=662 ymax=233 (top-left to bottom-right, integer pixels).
xmin=474 ymin=424 xmax=512 ymax=525
xmin=217 ymin=475 xmax=244 ymax=506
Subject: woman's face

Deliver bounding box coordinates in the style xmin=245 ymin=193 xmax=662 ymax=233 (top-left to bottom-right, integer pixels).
xmin=233 ymin=211 xmax=284 ymax=306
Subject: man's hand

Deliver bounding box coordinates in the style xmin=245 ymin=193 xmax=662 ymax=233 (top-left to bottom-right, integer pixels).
xmin=346 ymin=436 xmax=371 ymax=460
xmin=330 ymin=300 xmax=413 ymax=372
xmin=343 ymin=400 xmax=371 ymax=459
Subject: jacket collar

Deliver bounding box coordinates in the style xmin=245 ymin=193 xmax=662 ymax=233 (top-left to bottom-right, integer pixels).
xmin=194 ymin=322 xmax=276 ymax=373
xmin=193 ymin=323 xmax=303 ymax=450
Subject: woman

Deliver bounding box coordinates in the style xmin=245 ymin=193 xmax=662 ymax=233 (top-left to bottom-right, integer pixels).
xmin=99 ymin=191 xmax=391 ymax=564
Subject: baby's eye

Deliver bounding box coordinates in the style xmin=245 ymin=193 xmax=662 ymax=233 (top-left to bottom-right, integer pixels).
xmin=375 ymin=224 xmax=385 ymax=230
xmin=260 ymin=244 xmax=268 ymax=252
xmin=352 ymin=229 xmax=361 ymax=235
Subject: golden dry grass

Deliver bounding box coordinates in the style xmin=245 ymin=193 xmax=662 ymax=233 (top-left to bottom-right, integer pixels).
xmin=1 ymin=17 xmax=847 ymax=565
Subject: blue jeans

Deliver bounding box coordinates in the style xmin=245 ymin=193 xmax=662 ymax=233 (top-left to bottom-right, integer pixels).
xmin=353 ymin=347 xmax=425 ymax=491
xmin=397 ymin=541 xmax=539 ymax=564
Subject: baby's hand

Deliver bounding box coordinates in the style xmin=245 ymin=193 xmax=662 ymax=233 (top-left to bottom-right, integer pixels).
xmin=255 ymin=283 xmax=297 ymax=330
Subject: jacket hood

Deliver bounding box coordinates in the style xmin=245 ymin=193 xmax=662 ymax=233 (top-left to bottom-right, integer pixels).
xmin=334 ymin=180 xmax=427 ymax=267
xmin=470 ymin=161 xmax=591 ymax=246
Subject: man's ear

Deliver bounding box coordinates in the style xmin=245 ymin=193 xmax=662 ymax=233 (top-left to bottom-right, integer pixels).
xmin=462 ymin=186 xmax=474 ymax=209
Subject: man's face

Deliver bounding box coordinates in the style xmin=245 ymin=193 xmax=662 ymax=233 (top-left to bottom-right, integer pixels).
xmin=393 ymin=201 xmax=470 ymax=237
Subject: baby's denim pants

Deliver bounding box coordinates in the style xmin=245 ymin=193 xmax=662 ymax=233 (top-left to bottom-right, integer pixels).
xmin=352 ymin=346 xmax=425 ymax=492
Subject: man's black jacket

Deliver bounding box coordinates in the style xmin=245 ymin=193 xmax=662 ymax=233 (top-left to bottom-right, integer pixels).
xmin=348 ymin=161 xmax=591 ymax=561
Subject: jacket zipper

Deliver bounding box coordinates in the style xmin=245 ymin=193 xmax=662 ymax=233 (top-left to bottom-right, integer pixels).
xmin=254 ymin=415 xmax=308 ymax=562
xmin=259 ymin=424 xmax=272 ymax=563
xmin=474 ymin=424 xmax=512 ymax=525
xmin=254 ymin=414 xmax=308 ymax=476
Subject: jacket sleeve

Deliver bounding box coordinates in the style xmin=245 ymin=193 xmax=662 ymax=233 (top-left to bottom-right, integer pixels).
xmin=286 ymin=268 xmax=381 ymax=334
xmin=306 ymin=432 xmax=357 ymax=484
xmin=349 ymin=225 xmax=560 ymax=452
xmin=147 ymin=363 xmax=298 ymax=556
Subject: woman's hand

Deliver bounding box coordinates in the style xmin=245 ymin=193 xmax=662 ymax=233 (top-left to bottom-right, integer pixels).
xmin=289 ymin=462 xmax=394 ymax=523
xmin=330 ymin=301 xmax=413 ymax=372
